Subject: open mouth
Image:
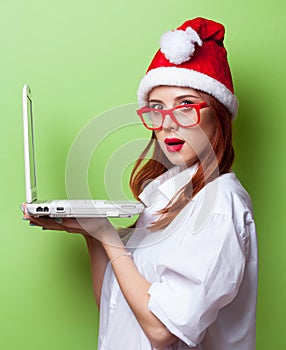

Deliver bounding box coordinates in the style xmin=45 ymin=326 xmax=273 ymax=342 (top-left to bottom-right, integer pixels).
xmin=164 ymin=138 xmax=185 ymax=152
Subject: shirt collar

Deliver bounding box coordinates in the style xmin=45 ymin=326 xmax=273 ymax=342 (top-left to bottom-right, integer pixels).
xmin=139 ymin=163 xmax=198 ymax=206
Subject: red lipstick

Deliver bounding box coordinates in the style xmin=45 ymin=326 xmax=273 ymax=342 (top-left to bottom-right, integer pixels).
xmin=164 ymin=138 xmax=185 ymax=152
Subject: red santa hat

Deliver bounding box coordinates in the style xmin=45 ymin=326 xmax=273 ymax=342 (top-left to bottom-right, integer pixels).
xmin=137 ymin=17 xmax=238 ymax=118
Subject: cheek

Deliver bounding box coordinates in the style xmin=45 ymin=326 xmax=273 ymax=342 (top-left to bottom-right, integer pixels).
xmin=181 ymin=127 xmax=214 ymax=156
xmin=154 ymin=130 xmax=164 ymax=146
xmin=190 ymin=115 xmax=215 ymax=153
xmin=190 ymin=130 xmax=209 ymax=147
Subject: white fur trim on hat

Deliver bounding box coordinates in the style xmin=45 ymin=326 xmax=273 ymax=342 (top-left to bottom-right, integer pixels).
xmin=160 ymin=27 xmax=202 ymax=64
xmin=137 ymin=67 xmax=238 ymax=118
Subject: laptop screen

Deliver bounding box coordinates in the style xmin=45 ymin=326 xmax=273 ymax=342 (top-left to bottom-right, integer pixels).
xmin=27 ymin=93 xmax=37 ymax=191
xmin=23 ymin=84 xmax=37 ymax=203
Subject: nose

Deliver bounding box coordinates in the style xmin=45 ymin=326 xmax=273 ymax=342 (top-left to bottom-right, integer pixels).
xmin=162 ymin=113 xmax=178 ymax=131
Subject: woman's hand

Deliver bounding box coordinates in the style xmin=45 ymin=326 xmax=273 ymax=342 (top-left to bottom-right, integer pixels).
xmin=24 ymin=215 xmax=80 ymax=233
xmin=24 ymin=213 xmax=121 ymax=246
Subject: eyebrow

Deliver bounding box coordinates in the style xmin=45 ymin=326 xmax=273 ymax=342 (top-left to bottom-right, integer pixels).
xmin=148 ymin=94 xmax=200 ymax=103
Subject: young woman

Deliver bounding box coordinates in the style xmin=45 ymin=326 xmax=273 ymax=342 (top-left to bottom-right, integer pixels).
xmin=25 ymin=17 xmax=258 ymax=350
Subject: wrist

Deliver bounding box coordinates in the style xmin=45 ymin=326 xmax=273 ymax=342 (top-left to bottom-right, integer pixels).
xmin=110 ymin=251 xmax=132 ymax=265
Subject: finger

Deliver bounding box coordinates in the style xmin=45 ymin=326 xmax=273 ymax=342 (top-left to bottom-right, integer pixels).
xmin=28 ymin=217 xmax=65 ymax=231
xmin=54 ymin=218 xmax=63 ymax=224
xmin=21 ymin=203 xmax=27 ymax=215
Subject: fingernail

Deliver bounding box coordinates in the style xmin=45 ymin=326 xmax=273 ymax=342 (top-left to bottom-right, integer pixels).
xmin=29 ymin=223 xmax=36 ymax=226
xmin=55 ymin=218 xmax=63 ymax=224
xmin=22 ymin=217 xmax=28 ymax=221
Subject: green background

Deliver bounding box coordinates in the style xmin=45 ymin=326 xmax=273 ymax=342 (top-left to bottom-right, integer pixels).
xmin=1 ymin=0 xmax=285 ymax=349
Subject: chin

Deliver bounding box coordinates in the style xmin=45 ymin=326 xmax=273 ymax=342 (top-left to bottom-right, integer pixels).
xmin=164 ymin=151 xmax=196 ymax=167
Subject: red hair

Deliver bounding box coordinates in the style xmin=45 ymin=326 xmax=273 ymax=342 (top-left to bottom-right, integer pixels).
xmin=130 ymin=92 xmax=234 ymax=230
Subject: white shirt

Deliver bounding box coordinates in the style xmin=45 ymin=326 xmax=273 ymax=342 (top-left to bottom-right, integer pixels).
xmin=98 ymin=165 xmax=258 ymax=350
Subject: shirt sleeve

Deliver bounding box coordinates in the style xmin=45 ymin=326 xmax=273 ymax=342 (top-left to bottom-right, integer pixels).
xmin=147 ymin=213 xmax=246 ymax=347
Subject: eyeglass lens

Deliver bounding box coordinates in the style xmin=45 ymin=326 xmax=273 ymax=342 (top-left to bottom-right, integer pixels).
xmin=142 ymin=106 xmax=199 ymax=129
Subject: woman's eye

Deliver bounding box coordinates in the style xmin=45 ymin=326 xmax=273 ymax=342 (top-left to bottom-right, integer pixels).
xmin=149 ymin=103 xmax=164 ymax=109
xmin=180 ymin=99 xmax=194 ymax=106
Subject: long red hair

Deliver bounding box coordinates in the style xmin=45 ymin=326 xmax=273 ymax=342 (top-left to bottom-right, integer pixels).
xmin=130 ymin=92 xmax=234 ymax=230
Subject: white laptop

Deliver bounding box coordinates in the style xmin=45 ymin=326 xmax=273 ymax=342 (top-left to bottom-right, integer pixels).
xmin=22 ymin=84 xmax=145 ymax=218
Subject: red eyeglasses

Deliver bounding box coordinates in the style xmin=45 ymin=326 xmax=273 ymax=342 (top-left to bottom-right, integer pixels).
xmin=136 ymin=102 xmax=209 ymax=130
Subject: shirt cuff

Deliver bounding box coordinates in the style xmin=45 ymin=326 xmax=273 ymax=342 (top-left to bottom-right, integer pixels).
xmin=148 ymin=283 xmax=198 ymax=348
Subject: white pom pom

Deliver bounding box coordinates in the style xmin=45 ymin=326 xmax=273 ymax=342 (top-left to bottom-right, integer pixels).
xmin=160 ymin=27 xmax=202 ymax=65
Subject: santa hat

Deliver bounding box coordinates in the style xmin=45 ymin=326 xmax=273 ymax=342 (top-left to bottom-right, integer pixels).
xmin=137 ymin=17 xmax=238 ymax=118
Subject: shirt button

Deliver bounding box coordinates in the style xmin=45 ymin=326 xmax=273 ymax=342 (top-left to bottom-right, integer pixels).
xmin=110 ymin=300 xmax=117 ymax=310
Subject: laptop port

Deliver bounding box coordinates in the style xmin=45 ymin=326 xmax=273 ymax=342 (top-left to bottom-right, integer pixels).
xmin=56 ymin=207 xmax=65 ymax=212
xmin=44 ymin=207 xmax=49 ymax=212
xmin=36 ymin=206 xmax=44 ymax=212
